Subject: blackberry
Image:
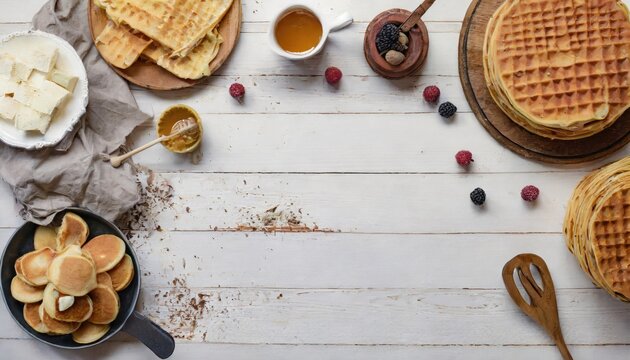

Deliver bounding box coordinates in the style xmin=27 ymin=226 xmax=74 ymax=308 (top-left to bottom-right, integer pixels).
xmin=470 ymin=188 xmax=486 ymax=206
xmin=376 ymin=23 xmax=404 ymax=53
xmin=439 ymin=102 xmax=457 ymax=118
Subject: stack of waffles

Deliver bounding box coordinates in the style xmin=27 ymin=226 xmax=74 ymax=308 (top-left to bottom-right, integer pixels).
xmin=564 ymin=156 xmax=630 ymax=301
xmin=483 ymin=0 xmax=630 ymax=140
xmin=93 ymin=0 xmax=233 ymax=79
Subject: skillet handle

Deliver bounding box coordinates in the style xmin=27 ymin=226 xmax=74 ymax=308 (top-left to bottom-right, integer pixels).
xmin=123 ymin=311 xmax=175 ymax=359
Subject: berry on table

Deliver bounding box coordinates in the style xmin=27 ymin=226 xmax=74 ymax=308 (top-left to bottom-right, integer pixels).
xmin=521 ymin=185 xmax=540 ymax=202
xmin=439 ymin=102 xmax=457 ymax=118
xmin=229 ymin=83 xmax=245 ymax=102
xmin=423 ymin=85 xmax=441 ymax=103
xmin=470 ymin=188 xmax=486 ymax=206
xmin=455 ymin=150 xmax=474 ymax=167
xmin=325 ymin=67 xmax=343 ymax=85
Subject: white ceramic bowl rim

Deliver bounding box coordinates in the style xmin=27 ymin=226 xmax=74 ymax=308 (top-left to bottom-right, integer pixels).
xmin=268 ymin=3 xmax=331 ymax=60
xmin=0 ymin=30 xmax=89 ymax=150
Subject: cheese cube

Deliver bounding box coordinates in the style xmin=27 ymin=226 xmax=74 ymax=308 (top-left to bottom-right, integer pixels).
xmin=0 ymin=78 xmax=18 ymax=97
xmin=30 ymin=80 xmax=69 ymax=115
xmin=0 ymin=56 xmax=14 ymax=80
xmin=0 ymin=96 xmax=18 ymax=122
xmin=29 ymin=70 xmax=48 ymax=86
xmin=14 ymin=105 xmax=51 ymax=134
xmin=13 ymin=61 xmax=33 ymax=82
xmin=49 ymin=69 xmax=78 ymax=92
xmin=12 ymin=83 xmax=36 ymax=107
xmin=22 ymin=46 xmax=58 ymax=74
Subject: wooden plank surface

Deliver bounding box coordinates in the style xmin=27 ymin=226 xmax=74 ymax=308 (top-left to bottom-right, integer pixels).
xmin=1 ymin=0 xmax=629 ymax=359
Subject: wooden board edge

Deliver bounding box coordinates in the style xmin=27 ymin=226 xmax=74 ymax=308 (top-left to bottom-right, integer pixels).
xmin=458 ymin=0 xmax=630 ymax=165
xmin=87 ymin=0 xmax=242 ymax=91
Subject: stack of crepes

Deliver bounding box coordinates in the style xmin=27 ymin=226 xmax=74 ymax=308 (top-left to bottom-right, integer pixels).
xmin=483 ymin=0 xmax=630 ymax=140
xmin=564 ymin=156 xmax=630 ymax=301
xmin=93 ymin=0 xmax=234 ymax=79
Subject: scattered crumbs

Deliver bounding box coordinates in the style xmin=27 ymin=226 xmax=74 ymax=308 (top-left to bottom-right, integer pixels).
xmin=148 ymin=278 xmax=213 ymax=340
xmin=115 ymin=166 xmax=174 ymax=243
xmin=230 ymin=205 xmax=335 ymax=233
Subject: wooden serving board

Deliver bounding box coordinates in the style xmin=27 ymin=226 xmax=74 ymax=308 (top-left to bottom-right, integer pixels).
xmin=459 ymin=0 xmax=630 ymax=164
xmin=88 ymin=0 xmax=242 ymax=90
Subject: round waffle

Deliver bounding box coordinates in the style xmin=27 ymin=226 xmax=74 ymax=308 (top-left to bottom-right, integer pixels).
xmin=10 ymin=276 xmax=44 ymax=303
xmin=34 ymin=226 xmax=57 ymax=250
xmin=23 ymin=302 xmax=48 ymax=333
xmin=16 ymin=247 xmax=55 ymax=286
xmin=38 ymin=302 xmax=80 ymax=335
xmin=82 ymin=234 xmax=126 ymax=273
xmin=564 ymin=156 xmax=630 ymax=301
xmin=42 ymin=283 xmax=93 ymax=323
xmin=56 ymin=212 xmax=89 ymax=250
xmin=484 ymin=0 xmax=630 ymax=140
xmin=47 ymin=245 xmax=97 ymax=297
xmin=72 ymin=322 xmax=110 ymax=344
xmin=88 ymin=283 xmax=120 ymax=325
xmin=107 ymin=254 xmax=134 ymax=291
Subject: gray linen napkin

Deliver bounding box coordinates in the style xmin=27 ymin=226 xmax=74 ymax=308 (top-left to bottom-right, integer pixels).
xmin=0 ymin=0 xmax=151 ymax=224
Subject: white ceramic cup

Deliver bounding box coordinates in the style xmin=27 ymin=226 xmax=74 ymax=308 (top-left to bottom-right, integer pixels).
xmin=268 ymin=3 xmax=353 ymax=60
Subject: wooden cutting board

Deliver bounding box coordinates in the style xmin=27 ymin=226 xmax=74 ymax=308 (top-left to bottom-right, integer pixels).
xmin=88 ymin=0 xmax=242 ymax=90
xmin=459 ymin=0 xmax=630 ymax=164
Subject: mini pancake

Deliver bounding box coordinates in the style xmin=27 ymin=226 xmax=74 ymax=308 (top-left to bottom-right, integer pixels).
xmin=43 ymin=283 xmax=93 ymax=323
xmin=82 ymin=234 xmax=126 ymax=273
xmin=38 ymin=302 xmax=80 ymax=335
xmin=23 ymin=302 xmax=48 ymax=333
xmin=47 ymin=245 xmax=97 ymax=296
xmin=108 ymin=254 xmax=134 ymax=291
xmin=88 ymin=284 xmax=120 ymax=324
xmin=97 ymin=272 xmax=113 ymax=288
xmin=72 ymin=322 xmax=110 ymax=344
xmin=10 ymin=276 xmax=44 ymax=303
xmin=34 ymin=226 xmax=57 ymax=250
xmin=56 ymin=212 xmax=89 ymax=250
xmin=17 ymin=247 xmax=55 ymax=286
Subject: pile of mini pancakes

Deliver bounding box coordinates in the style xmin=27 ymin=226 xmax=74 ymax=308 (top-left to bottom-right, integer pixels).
xmin=93 ymin=0 xmax=234 ymax=80
xmin=10 ymin=212 xmax=134 ymax=343
xmin=483 ymin=0 xmax=630 ymax=140
xmin=564 ymin=156 xmax=630 ymax=301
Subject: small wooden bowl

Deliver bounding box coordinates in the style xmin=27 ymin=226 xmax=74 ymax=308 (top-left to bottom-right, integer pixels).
xmin=156 ymin=105 xmax=203 ymax=154
xmin=364 ymin=9 xmax=429 ymax=79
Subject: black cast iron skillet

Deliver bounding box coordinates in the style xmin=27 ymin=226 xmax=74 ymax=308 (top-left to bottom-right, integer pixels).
xmin=0 ymin=207 xmax=175 ymax=358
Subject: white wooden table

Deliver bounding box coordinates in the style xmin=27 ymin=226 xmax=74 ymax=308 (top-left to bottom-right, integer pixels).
xmin=2 ymin=0 xmax=630 ymax=359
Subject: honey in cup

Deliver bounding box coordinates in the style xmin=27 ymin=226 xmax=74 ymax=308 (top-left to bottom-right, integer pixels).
xmin=275 ymin=8 xmax=323 ymax=54
xmin=156 ymin=104 xmax=203 ymax=154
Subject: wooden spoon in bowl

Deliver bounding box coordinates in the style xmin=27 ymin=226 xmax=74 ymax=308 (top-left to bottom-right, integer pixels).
xmin=108 ymin=118 xmax=199 ymax=168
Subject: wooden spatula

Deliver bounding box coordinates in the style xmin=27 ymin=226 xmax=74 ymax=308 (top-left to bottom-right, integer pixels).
xmin=502 ymin=254 xmax=573 ymax=360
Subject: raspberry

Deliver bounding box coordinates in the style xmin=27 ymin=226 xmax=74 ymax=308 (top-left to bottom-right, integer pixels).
xmin=423 ymin=85 xmax=441 ymax=103
xmin=229 ymin=83 xmax=245 ymax=102
xmin=325 ymin=67 xmax=343 ymax=85
xmin=455 ymin=150 xmax=474 ymax=167
xmin=438 ymin=102 xmax=457 ymax=118
xmin=470 ymin=188 xmax=486 ymax=206
xmin=521 ymin=185 xmax=540 ymax=202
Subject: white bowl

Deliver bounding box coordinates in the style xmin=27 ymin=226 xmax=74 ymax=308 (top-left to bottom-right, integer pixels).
xmin=268 ymin=2 xmax=353 ymax=60
xmin=0 ymin=30 xmax=89 ymax=150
